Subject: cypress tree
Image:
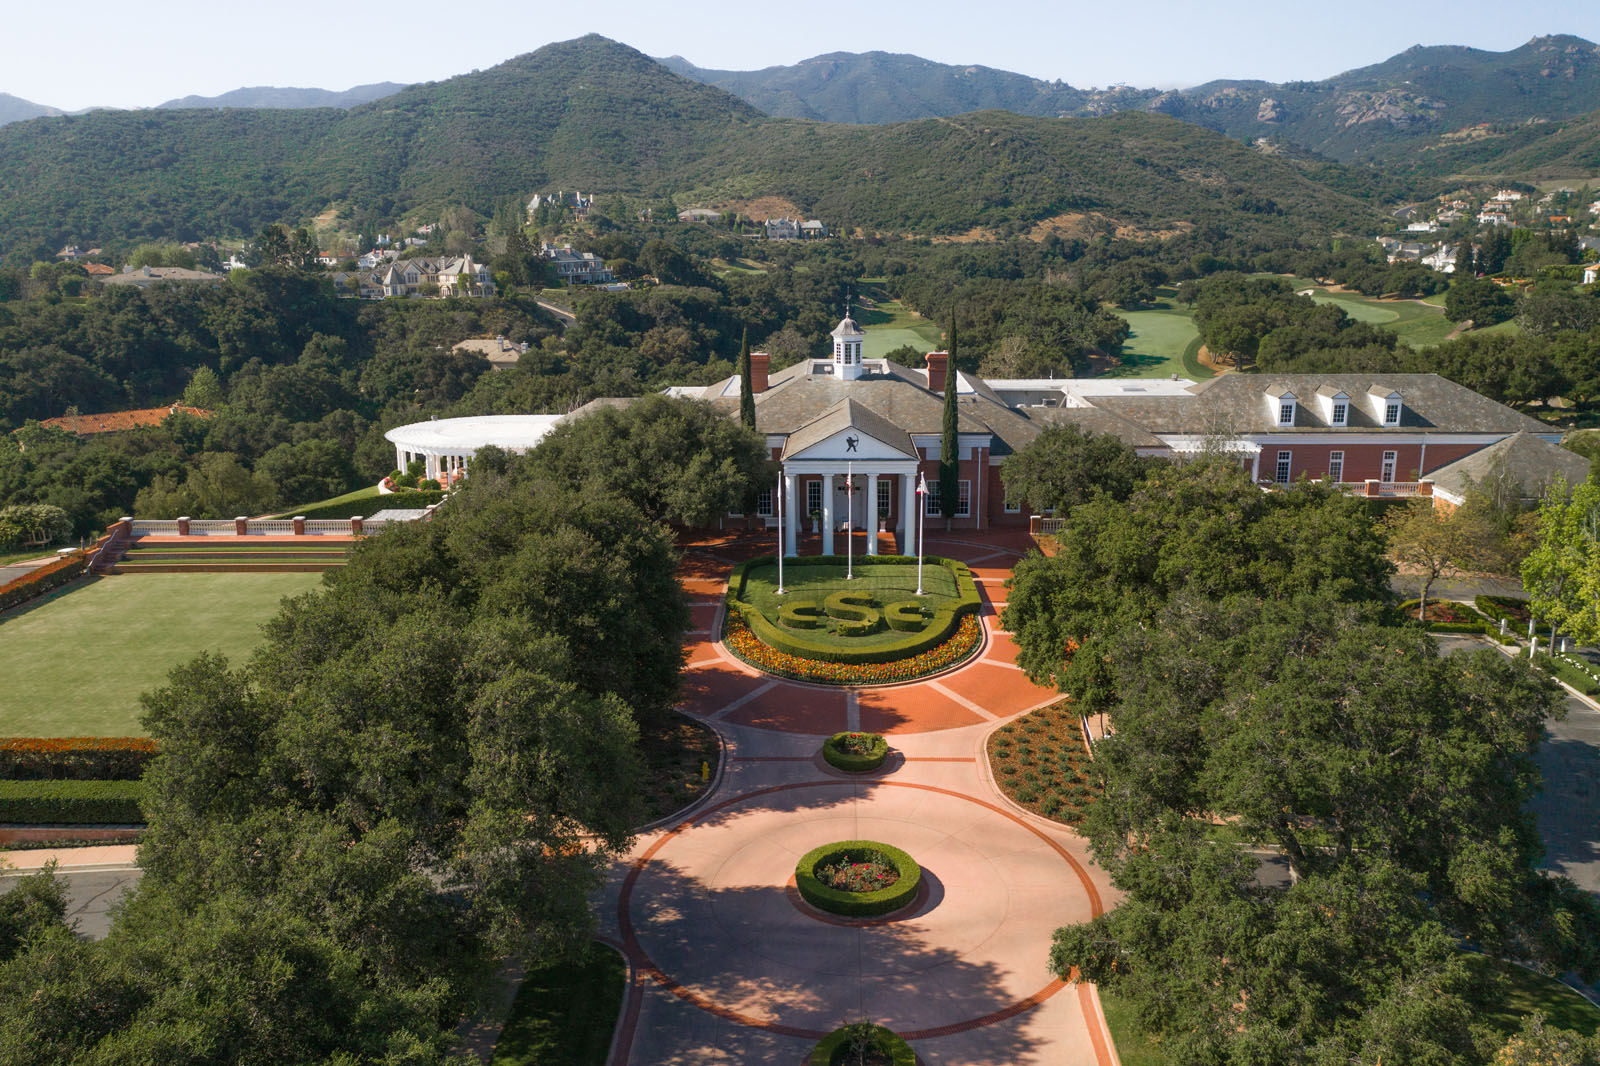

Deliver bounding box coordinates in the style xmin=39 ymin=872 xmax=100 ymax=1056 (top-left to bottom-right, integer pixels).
xmin=738 ymin=327 xmax=756 ymax=430
xmin=939 ymin=308 xmax=960 ymax=531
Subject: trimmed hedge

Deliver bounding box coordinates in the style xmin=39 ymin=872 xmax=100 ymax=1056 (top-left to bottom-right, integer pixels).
xmin=727 ymin=555 xmax=981 ymax=665
xmin=0 ymin=780 xmax=146 ymax=824
xmin=809 ymin=1023 xmax=916 ymax=1066
xmin=884 ymin=599 xmax=929 ymax=632
xmin=0 ymin=737 xmax=156 ymax=781
xmin=1536 ymin=654 xmax=1600 ymax=697
xmin=795 ymin=840 xmax=921 ymax=917
xmin=0 ymin=553 xmax=89 ymax=613
xmin=1477 ymin=595 xmax=1532 ymax=629
xmin=821 ymin=732 xmax=889 ymax=772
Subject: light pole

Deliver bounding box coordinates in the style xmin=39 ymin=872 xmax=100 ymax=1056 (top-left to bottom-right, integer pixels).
xmin=776 ymin=469 xmax=786 ymax=595
xmin=915 ymin=471 xmax=927 ymax=596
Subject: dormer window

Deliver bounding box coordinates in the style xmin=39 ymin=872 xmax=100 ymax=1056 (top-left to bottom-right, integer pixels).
xmin=1384 ymin=402 xmax=1400 ymax=426
xmin=1268 ymin=389 xmax=1298 ymax=427
xmin=1278 ymin=402 xmax=1295 ymax=425
xmin=1369 ymin=388 xmax=1403 ymax=426
xmin=1331 ymin=402 xmax=1348 ymax=426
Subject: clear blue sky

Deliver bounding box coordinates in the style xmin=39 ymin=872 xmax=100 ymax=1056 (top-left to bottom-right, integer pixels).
xmin=11 ymin=0 xmax=1600 ymax=111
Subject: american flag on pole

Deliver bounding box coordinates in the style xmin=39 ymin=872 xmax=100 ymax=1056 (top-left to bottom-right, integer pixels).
xmin=917 ymin=473 xmax=928 ymax=495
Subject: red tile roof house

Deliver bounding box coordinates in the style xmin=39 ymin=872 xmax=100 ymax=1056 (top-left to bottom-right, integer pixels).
xmin=385 ymin=315 xmax=1580 ymax=549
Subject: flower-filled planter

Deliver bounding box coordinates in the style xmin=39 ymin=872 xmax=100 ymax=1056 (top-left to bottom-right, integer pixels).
xmin=795 ymin=840 xmax=921 ymax=918
xmin=821 ymin=731 xmax=889 ymax=772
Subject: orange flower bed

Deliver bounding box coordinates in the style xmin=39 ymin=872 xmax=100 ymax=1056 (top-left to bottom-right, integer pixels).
xmin=0 ymin=737 xmax=157 ymax=780
xmin=724 ymin=612 xmax=982 ymax=686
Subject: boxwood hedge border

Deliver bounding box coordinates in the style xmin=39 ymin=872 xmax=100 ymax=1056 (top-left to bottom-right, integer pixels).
xmin=727 ymin=555 xmax=980 ymax=665
xmin=808 ymin=1023 xmax=916 ymax=1066
xmin=795 ymin=839 xmax=921 ymax=918
xmin=0 ymin=780 xmax=146 ymax=824
xmin=821 ymin=732 xmax=889 ymax=772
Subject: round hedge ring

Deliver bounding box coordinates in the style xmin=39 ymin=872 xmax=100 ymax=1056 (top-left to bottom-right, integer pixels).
xmin=808 ymin=1022 xmax=916 ymax=1066
xmin=821 ymin=731 xmax=889 ymax=772
xmin=795 ymin=840 xmax=921 ymax=918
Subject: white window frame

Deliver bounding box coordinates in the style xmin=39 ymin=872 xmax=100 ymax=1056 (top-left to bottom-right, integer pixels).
xmin=1384 ymin=402 xmax=1401 ymax=426
xmin=756 ymin=489 xmax=773 ymax=517
xmin=1275 ymin=450 xmax=1292 ymax=484
xmin=1331 ymin=402 xmax=1347 ymax=427
xmin=924 ymin=481 xmax=942 ymax=517
xmin=956 ymin=480 xmax=971 ymax=518
xmin=806 ymin=480 xmax=822 ymax=515
xmin=1003 ymin=486 xmax=1021 ymax=514
xmin=1278 ymin=402 xmax=1296 ymax=426
xmin=1327 ymin=451 xmax=1344 ymax=483
xmin=1381 ymin=450 xmax=1397 ymax=483
xmin=877 ymin=478 xmax=891 ymax=516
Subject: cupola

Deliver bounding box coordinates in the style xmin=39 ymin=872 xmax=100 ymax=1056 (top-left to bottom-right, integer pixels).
xmin=830 ymin=311 xmax=865 ymax=381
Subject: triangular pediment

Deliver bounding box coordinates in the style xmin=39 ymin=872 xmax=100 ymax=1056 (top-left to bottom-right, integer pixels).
xmin=780 ymin=398 xmax=918 ymax=460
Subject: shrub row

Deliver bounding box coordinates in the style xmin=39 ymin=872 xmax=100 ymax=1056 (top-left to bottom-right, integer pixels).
xmin=0 ymin=780 xmax=146 ymax=824
xmin=809 ymin=1024 xmax=916 ymax=1066
xmin=0 ymin=552 xmax=89 ymax=613
xmin=821 ymin=732 xmax=889 ymax=772
xmin=1536 ymin=653 xmax=1600 ymax=697
xmin=1395 ymin=599 xmax=1519 ymax=642
xmin=794 ymin=840 xmax=921 ymax=917
xmin=728 ymin=555 xmax=981 ymax=665
xmin=1476 ymin=595 xmax=1532 ymax=629
xmin=0 ymin=737 xmax=156 ymax=780
xmin=725 ymin=611 xmax=983 ymax=685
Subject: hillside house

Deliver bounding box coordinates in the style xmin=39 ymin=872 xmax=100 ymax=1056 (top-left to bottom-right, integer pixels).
xmin=332 ymin=255 xmax=494 ymax=299
xmin=541 ymin=243 xmax=613 ymax=283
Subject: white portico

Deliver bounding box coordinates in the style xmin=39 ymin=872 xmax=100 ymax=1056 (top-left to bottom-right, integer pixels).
xmin=778 ymin=398 xmax=922 ymax=558
xmin=384 ymin=414 xmax=564 ymax=481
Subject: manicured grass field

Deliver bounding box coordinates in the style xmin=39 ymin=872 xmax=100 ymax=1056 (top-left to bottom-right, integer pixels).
xmin=1098 ymin=989 xmax=1167 ymax=1066
xmin=858 ymin=297 xmax=945 ymax=359
xmin=268 ymin=484 xmax=380 ymax=518
xmin=738 ymin=560 xmax=960 ymax=652
xmin=1463 ymin=954 xmax=1600 ymax=1037
xmin=0 ymin=572 xmax=324 ymax=736
xmin=1260 ymin=275 xmax=1458 ymax=348
xmin=489 ymin=948 xmax=625 ymax=1066
xmin=1106 ymin=297 xmax=1212 ymax=380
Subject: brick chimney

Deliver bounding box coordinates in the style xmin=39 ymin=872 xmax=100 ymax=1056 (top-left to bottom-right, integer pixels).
xmin=750 ymin=350 xmax=770 ymax=394
xmin=925 ymin=350 xmax=949 ymax=394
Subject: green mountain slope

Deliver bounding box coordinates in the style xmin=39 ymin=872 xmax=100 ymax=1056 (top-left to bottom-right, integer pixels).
xmin=156 ymin=84 xmax=408 ymax=110
xmin=0 ymin=36 xmax=1378 ymax=259
xmin=658 ymin=52 xmax=1104 ymax=123
xmin=665 ymin=36 xmax=1600 ymax=163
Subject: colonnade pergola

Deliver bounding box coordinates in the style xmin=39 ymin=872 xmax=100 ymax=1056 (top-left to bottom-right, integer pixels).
xmin=780 ymin=462 xmax=922 ymax=557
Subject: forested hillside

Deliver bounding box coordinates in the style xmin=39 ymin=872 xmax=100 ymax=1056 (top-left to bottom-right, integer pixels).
xmin=666 ymin=36 xmax=1600 ymax=166
xmin=0 ymin=36 xmax=1380 ymax=261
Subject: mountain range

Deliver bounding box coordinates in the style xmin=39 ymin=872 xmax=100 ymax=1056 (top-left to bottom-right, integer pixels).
xmin=0 ymin=83 xmax=408 ymax=128
xmin=664 ymin=36 xmax=1600 ymax=164
xmin=0 ymin=36 xmax=1380 ymax=260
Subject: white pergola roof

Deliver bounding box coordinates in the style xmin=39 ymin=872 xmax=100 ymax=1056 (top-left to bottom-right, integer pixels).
xmin=384 ymin=414 xmax=564 ymax=457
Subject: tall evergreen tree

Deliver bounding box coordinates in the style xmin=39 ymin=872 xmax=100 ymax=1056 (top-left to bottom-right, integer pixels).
xmin=738 ymin=327 xmax=756 ymax=430
xmin=939 ymin=308 xmax=960 ymax=531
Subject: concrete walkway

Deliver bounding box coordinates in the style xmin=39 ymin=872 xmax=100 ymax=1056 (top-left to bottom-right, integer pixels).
xmin=597 ymin=531 xmax=1119 ymax=1064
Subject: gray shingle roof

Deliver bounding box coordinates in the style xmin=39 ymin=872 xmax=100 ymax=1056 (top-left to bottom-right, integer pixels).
xmin=1428 ymin=432 xmax=1592 ymax=500
xmin=752 ymin=372 xmax=989 ymax=436
xmin=779 ymin=398 xmax=918 ymax=459
xmin=1095 ymin=373 xmax=1555 ymax=436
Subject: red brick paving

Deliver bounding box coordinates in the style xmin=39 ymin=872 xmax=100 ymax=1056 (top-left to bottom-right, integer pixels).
xmin=941 ymin=661 xmax=1058 ymax=716
xmin=677 ymin=664 xmax=769 ymax=717
xmin=687 ymin=603 xmax=719 ymax=633
xmin=857 ymin=683 xmax=986 ymax=733
xmin=720 ymin=684 xmax=848 ymax=733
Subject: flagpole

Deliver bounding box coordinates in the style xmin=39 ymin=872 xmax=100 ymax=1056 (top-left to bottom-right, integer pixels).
xmin=846 ymin=461 xmax=854 ymax=580
xmin=776 ymin=469 xmax=785 ymax=595
xmin=916 ymin=472 xmax=926 ymax=596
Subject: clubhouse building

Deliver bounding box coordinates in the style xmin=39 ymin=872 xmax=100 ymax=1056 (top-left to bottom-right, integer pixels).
xmin=387 ymin=314 xmax=1581 ymax=552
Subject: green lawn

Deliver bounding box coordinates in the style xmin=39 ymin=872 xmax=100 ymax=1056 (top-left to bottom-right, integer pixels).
xmin=0 ymin=572 xmax=324 ymax=736
xmin=1105 ymin=298 xmax=1212 ymax=380
xmin=1255 ymin=274 xmax=1458 ymax=348
xmin=489 ymin=948 xmax=625 ymax=1066
xmin=1463 ymin=954 xmax=1600 ymax=1038
xmin=269 ymin=484 xmax=379 ymax=518
xmin=739 ymin=560 xmax=960 ymax=652
xmin=1098 ymin=988 xmax=1167 ymax=1066
xmin=857 ymin=298 xmax=945 ymax=359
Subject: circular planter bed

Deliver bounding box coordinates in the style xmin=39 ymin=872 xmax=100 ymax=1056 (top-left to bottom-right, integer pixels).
xmin=822 ymin=731 xmax=889 ymax=772
xmin=724 ymin=611 xmax=982 ymax=686
xmin=795 ymin=840 xmax=921 ymax=918
xmin=808 ymin=1022 xmax=915 ymax=1066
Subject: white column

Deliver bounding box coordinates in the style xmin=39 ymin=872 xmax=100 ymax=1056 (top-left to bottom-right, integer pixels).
xmin=395 ymin=444 xmax=405 ymax=470
xmin=867 ymin=473 xmax=880 ymax=555
xmin=784 ymin=474 xmax=797 ymax=556
xmin=901 ymin=474 xmax=917 ymax=557
xmin=822 ymin=473 xmax=835 ymax=556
